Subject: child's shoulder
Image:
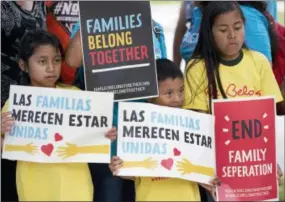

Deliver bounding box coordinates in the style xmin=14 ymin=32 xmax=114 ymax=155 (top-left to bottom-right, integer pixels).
xmin=56 ymin=83 xmax=81 ymax=91
xmin=243 ymin=49 xmax=268 ymax=62
xmin=185 ymin=58 xmax=206 ymax=75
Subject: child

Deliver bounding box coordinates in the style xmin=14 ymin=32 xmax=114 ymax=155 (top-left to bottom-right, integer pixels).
xmin=183 ymin=0 xmax=283 ymax=186
xmin=109 ymin=59 xmax=220 ymax=201
xmin=1 ymin=30 xmax=116 ymax=201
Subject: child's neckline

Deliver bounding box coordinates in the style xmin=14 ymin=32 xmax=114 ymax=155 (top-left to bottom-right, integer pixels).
xmin=220 ymin=51 xmax=243 ymax=67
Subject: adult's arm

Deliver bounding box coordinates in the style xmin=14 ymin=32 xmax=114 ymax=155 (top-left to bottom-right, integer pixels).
xmin=173 ymin=2 xmax=187 ymax=67
xmin=65 ymin=30 xmax=83 ymax=68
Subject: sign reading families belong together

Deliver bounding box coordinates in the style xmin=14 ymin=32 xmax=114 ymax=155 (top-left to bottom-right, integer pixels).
xmin=116 ymin=102 xmax=215 ymax=184
xmin=2 ymin=85 xmax=114 ymax=163
xmin=79 ymin=1 xmax=158 ymax=101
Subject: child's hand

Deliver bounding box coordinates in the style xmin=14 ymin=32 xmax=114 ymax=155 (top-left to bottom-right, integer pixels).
xmin=210 ymin=176 xmax=221 ymax=187
xmin=1 ymin=112 xmax=15 ymax=134
xmin=109 ymin=156 xmax=123 ymax=175
xmin=199 ymin=177 xmax=221 ymax=201
xmin=277 ymin=164 xmax=283 ymax=185
xmin=209 ymin=176 xmax=221 ymax=201
xmin=105 ymin=127 xmax=117 ymax=142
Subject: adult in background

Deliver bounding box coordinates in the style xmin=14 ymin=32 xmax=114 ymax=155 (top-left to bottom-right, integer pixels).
xmin=46 ymin=1 xmax=79 ymax=84
xmin=1 ymin=1 xmax=46 ymax=201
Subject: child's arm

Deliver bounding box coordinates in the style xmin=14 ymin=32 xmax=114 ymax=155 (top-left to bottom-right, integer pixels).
xmin=1 ymin=112 xmax=15 ymax=136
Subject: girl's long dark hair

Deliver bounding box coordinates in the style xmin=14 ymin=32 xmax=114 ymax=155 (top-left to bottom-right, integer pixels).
xmin=186 ymin=2 xmax=245 ymax=112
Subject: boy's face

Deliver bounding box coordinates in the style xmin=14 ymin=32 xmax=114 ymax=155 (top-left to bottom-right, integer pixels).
xmin=152 ymin=77 xmax=184 ymax=108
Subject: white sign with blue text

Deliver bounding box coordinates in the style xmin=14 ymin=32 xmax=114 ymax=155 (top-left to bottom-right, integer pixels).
xmin=117 ymin=102 xmax=215 ymax=184
xmin=2 ymin=85 xmax=114 ymax=163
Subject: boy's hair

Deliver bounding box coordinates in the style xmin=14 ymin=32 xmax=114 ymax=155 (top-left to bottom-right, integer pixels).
xmin=156 ymin=59 xmax=183 ymax=82
xmin=19 ymin=29 xmax=64 ymax=62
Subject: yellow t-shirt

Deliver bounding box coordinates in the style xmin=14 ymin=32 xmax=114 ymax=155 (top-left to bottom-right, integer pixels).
xmin=1 ymin=84 xmax=93 ymax=201
xmin=184 ymin=50 xmax=283 ymax=111
xmin=135 ymin=177 xmax=200 ymax=201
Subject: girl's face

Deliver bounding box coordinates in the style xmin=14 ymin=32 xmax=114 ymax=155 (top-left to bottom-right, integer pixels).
xmin=212 ymin=10 xmax=245 ymax=60
xmin=21 ymin=45 xmax=62 ymax=88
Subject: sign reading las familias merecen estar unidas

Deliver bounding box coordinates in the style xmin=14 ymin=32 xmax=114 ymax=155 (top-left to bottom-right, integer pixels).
xmin=79 ymin=1 xmax=158 ymax=101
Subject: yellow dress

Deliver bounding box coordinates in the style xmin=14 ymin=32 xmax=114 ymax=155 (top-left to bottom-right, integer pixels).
xmin=2 ymin=84 xmax=93 ymax=201
xmin=135 ymin=177 xmax=200 ymax=201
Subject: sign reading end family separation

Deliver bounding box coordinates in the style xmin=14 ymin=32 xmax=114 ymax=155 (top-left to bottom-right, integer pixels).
xmin=2 ymin=85 xmax=114 ymax=163
xmin=116 ymin=102 xmax=215 ymax=184
xmin=213 ymin=97 xmax=278 ymax=201
xmin=79 ymin=1 xmax=158 ymax=101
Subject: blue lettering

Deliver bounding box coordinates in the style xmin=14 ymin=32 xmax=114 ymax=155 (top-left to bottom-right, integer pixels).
xmin=195 ymin=119 xmax=200 ymax=130
xmin=36 ymin=96 xmax=43 ymax=107
xmin=136 ymin=13 xmax=142 ymax=28
xmin=42 ymin=128 xmax=48 ymax=140
xmin=85 ymin=99 xmax=91 ymax=111
xmin=86 ymin=19 xmax=93 ymax=34
xmin=161 ymin=143 xmax=167 ymax=155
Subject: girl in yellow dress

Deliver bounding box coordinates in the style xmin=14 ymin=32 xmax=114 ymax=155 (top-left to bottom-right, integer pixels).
xmin=1 ymin=30 xmax=116 ymax=201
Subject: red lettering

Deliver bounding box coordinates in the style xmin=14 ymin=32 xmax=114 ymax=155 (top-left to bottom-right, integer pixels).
xmin=226 ymin=84 xmax=237 ymax=97
xmin=125 ymin=47 xmax=134 ymax=61
xmin=141 ymin=45 xmax=149 ymax=59
xmin=151 ymin=177 xmax=168 ymax=181
xmin=112 ymin=49 xmax=119 ymax=63
xmin=118 ymin=48 xmax=125 ymax=61
xmin=97 ymin=51 xmax=105 ymax=65
xmin=248 ymin=90 xmax=254 ymax=96
xmin=89 ymin=52 xmax=97 ymax=66
xmin=105 ymin=50 xmax=112 ymax=64
xmin=134 ymin=46 xmax=140 ymax=60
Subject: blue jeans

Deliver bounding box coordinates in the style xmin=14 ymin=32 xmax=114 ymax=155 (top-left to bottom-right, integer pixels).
xmin=88 ymin=163 xmax=135 ymax=202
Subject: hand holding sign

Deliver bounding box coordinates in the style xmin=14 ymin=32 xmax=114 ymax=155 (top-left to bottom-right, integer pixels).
xmin=5 ymin=143 xmax=38 ymax=155
xmin=1 ymin=112 xmax=15 ymax=134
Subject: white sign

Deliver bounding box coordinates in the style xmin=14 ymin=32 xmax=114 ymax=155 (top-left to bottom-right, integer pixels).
xmin=2 ymin=85 xmax=114 ymax=163
xmin=117 ymin=102 xmax=215 ymax=184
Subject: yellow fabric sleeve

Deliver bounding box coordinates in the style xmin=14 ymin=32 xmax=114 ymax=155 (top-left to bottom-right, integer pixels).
xmin=1 ymin=100 xmax=10 ymax=137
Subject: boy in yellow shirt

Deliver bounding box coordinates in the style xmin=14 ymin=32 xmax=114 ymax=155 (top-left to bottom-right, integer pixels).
xmin=109 ymin=59 xmax=219 ymax=201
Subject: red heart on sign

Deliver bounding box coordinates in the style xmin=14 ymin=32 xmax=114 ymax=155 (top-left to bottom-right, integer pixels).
xmin=41 ymin=144 xmax=54 ymax=156
xmin=173 ymin=148 xmax=181 ymax=156
xmin=161 ymin=158 xmax=173 ymax=170
xmin=55 ymin=133 xmax=63 ymax=142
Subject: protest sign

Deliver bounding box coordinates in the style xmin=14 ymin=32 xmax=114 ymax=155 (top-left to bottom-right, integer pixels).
xmin=117 ymin=102 xmax=215 ymax=184
xmin=213 ymin=97 xmax=278 ymax=201
xmin=79 ymin=1 xmax=158 ymax=101
xmin=2 ymin=85 xmax=114 ymax=163
xmin=276 ymin=116 xmax=285 ymax=172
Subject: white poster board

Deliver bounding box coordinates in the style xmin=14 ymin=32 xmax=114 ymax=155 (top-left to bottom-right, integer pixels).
xmin=117 ymin=102 xmax=215 ymax=184
xmin=2 ymin=85 xmax=114 ymax=163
